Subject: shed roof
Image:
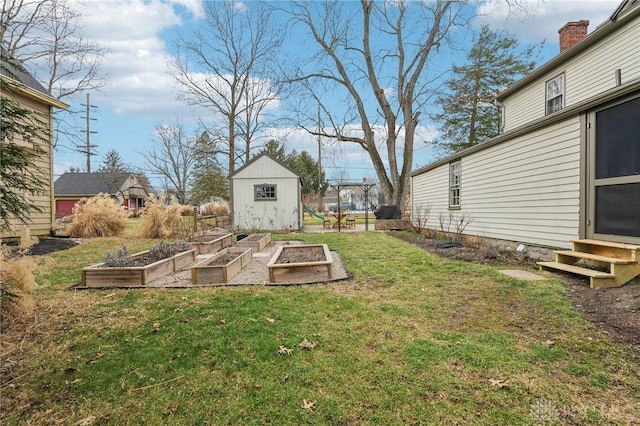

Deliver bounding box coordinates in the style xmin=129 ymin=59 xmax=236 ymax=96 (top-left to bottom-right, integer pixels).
xmin=229 ymin=153 xmax=303 ymax=180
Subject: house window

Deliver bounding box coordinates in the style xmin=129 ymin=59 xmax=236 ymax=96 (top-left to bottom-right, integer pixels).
xmin=546 ymin=73 xmax=565 ymax=115
xmin=254 ymin=184 xmax=277 ymax=201
xmin=449 ymin=161 xmax=461 ymax=208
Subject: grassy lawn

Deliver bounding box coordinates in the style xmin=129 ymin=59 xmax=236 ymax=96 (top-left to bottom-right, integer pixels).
xmin=1 ymin=223 xmax=639 ymax=424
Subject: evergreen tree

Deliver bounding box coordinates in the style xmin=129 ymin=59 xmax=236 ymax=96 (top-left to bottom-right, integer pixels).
xmin=97 ymin=149 xmax=129 ymax=173
xmin=432 ymin=25 xmax=540 ymax=155
xmin=189 ymin=132 xmax=229 ymax=204
xmin=0 ymin=56 xmax=49 ymax=231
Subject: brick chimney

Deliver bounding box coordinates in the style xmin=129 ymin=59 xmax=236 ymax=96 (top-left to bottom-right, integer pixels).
xmin=558 ymin=20 xmax=589 ymax=53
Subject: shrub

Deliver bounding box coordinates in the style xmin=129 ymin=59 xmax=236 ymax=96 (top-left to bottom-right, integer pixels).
xmin=199 ymin=201 xmax=230 ymax=217
xmin=68 ymin=194 xmax=126 ymax=238
xmin=103 ymin=246 xmax=132 ymax=267
xmin=0 ymin=245 xmax=37 ymax=324
xmin=139 ymin=199 xmax=191 ymax=239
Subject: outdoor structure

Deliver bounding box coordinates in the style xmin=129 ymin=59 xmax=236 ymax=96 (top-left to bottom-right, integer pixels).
xmin=1 ymin=51 xmax=68 ymax=240
xmin=411 ymin=1 xmax=639 ymax=250
xmin=229 ymin=153 xmax=303 ymax=231
xmin=54 ymin=172 xmax=152 ymax=216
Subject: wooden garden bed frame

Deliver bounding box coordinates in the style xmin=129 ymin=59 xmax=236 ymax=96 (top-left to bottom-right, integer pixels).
xmin=191 ymin=247 xmax=253 ymax=284
xmin=235 ymin=233 xmax=272 ymax=252
xmin=267 ymin=244 xmax=333 ymax=283
xmin=81 ymin=249 xmax=197 ymax=287
xmin=192 ymin=232 xmax=233 ymax=254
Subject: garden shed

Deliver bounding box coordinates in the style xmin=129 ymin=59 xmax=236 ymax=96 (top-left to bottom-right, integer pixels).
xmin=229 ymin=153 xmax=303 ymax=231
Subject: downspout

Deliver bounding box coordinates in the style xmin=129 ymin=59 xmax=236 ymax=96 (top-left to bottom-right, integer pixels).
xmin=49 ymin=105 xmax=55 ymax=234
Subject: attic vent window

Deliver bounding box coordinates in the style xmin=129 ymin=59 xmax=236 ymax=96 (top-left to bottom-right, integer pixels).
xmin=255 ymin=184 xmax=277 ymax=201
xmin=546 ymin=73 xmax=565 ymax=115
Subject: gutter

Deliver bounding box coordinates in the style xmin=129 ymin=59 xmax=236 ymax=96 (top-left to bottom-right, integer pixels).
xmin=495 ymin=3 xmax=640 ymax=101
xmin=412 ymin=78 xmax=640 ymax=177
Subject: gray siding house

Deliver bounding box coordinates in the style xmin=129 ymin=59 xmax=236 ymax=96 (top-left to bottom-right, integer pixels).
xmin=411 ymin=1 xmax=640 ymax=250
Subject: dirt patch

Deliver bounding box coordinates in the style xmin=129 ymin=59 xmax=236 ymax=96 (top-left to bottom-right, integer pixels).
xmin=391 ymin=232 xmax=640 ymax=356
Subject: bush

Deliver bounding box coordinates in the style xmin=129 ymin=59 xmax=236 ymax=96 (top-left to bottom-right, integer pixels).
xmin=68 ymin=195 xmax=126 ymax=238
xmin=139 ymin=199 xmax=190 ymax=239
xmin=199 ymin=201 xmax=230 ymax=217
xmin=0 ymin=245 xmax=37 ymax=324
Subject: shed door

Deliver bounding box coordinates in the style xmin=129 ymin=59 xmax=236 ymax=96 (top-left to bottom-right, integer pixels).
xmin=587 ymin=95 xmax=640 ymax=243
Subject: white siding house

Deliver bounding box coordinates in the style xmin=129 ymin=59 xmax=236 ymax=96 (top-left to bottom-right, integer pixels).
xmin=230 ymin=153 xmax=303 ymax=231
xmin=411 ymin=1 xmax=640 ymax=250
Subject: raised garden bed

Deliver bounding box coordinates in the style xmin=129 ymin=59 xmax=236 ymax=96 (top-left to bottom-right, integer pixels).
xmin=191 ymin=247 xmax=253 ymax=284
xmin=191 ymin=232 xmax=233 ymax=254
xmin=267 ymin=244 xmax=333 ymax=283
xmin=81 ymin=249 xmax=197 ymax=288
xmin=235 ymin=233 xmax=272 ymax=252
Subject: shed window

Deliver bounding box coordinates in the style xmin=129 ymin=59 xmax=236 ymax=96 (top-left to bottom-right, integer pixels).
xmin=449 ymin=161 xmax=461 ymax=208
xmin=545 ymin=73 xmax=564 ymax=115
xmin=254 ymin=184 xmax=277 ymax=201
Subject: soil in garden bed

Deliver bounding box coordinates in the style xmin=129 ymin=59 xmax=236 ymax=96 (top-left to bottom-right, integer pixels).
xmin=276 ymin=246 xmax=325 ymax=264
xmin=208 ymin=253 xmax=238 ymax=266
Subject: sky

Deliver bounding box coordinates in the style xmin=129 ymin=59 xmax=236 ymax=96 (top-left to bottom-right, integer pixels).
xmin=49 ymin=0 xmax=621 ymax=188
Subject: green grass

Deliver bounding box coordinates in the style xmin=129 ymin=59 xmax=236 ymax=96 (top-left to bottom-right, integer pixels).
xmin=1 ymin=225 xmax=639 ymax=424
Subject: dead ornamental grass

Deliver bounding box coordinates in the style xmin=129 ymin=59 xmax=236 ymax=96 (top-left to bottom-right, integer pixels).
xmin=139 ymin=200 xmax=191 ymax=239
xmin=0 ymin=246 xmax=38 ymax=324
xmin=68 ymin=195 xmax=126 ymax=238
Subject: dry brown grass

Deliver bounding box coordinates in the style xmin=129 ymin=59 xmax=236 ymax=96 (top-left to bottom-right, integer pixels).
xmin=0 ymin=245 xmax=37 ymax=324
xmin=139 ymin=199 xmax=191 ymax=239
xmin=67 ymin=195 xmax=127 ymax=238
xmin=199 ymin=201 xmax=230 ymax=216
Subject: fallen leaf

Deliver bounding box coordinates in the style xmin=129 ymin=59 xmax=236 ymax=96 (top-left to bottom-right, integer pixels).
xmin=152 ymin=322 xmax=161 ymax=331
xmin=299 ymin=338 xmax=317 ymax=350
xmin=76 ymin=415 xmax=96 ymax=425
xmin=488 ymin=378 xmax=508 ymax=388
xmin=302 ymin=399 xmax=316 ymax=411
xmin=543 ymin=339 xmax=555 ymax=346
xmin=219 ymin=318 xmax=226 ymax=324
xmin=278 ymin=345 xmax=293 ymax=355
xmin=266 ymin=317 xmax=276 ymax=323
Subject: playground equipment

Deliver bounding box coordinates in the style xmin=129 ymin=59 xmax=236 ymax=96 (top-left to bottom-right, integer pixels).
xmin=303 ymin=204 xmax=325 ymax=220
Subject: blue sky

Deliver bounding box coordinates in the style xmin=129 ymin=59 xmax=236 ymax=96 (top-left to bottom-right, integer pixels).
xmin=51 ymin=0 xmax=620 ymax=187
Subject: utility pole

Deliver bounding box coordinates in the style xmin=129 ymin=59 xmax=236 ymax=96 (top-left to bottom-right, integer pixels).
xmin=77 ymin=93 xmax=98 ymax=172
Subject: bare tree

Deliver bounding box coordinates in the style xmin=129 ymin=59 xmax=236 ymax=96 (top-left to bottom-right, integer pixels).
xmin=1 ymin=0 xmax=107 ymax=150
xmin=145 ymin=121 xmax=197 ymax=204
xmin=283 ymin=0 xmax=467 ymax=209
xmin=169 ymin=0 xmax=283 ymax=175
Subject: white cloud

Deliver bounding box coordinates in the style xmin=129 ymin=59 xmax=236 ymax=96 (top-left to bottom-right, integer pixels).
xmin=477 ymin=0 xmax=619 ymax=44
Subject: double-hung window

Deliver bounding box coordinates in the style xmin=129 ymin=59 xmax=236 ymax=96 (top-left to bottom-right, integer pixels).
xmin=546 ymin=73 xmax=565 ymax=115
xmin=254 ymin=184 xmax=277 ymax=201
xmin=449 ymin=161 xmax=461 ymax=208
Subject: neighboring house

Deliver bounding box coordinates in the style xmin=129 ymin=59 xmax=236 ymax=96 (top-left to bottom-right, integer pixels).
xmin=411 ymin=1 xmax=639 ymax=250
xmin=229 ymin=153 xmax=303 ymax=231
xmin=54 ymin=172 xmax=151 ymax=216
xmin=1 ymin=52 xmax=68 ymax=240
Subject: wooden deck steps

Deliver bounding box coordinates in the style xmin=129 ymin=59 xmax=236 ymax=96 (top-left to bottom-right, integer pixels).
xmin=537 ymin=239 xmax=640 ymax=289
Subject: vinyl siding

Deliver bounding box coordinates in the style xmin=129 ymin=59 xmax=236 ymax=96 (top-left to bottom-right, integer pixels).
xmin=231 ymin=156 xmax=302 ymax=230
xmin=411 ymin=117 xmax=581 ymax=248
xmin=1 ymin=89 xmax=55 ymax=239
xmin=503 ymin=18 xmax=640 ymax=131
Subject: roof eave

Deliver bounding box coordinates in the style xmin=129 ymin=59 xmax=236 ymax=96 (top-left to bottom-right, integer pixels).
xmin=1 ymin=74 xmax=69 ymax=109
xmin=496 ymin=3 xmax=640 ymax=102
